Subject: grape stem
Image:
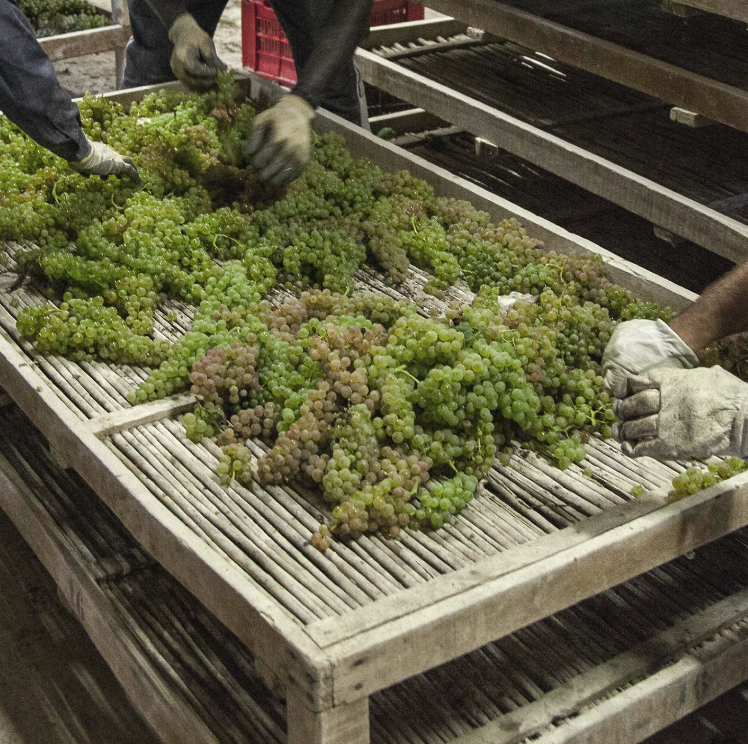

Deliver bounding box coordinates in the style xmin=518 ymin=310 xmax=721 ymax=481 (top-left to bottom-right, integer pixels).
xmin=395 ymin=365 xmax=419 ymax=383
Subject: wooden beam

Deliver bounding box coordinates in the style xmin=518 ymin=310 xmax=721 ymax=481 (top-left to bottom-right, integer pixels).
xmin=670 ymin=107 xmax=715 ymax=128
xmin=287 ymin=689 xmax=369 ymax=744
xmin=368 ymin=108 xmax=450 ymax=136
xmin=0 ymin=453 xmax=221 ymax=744
xmin=362 ymin=17 xmax=468 ymax=49
xmin=417 ymin=0 xmax=748 ymax=133
xmin=530 ymin=622 xmax=748 ymax=744
xmin=39 ymin=25 xmax=131 ymax=62
xmin=323 ymin=471 xmax=748 ymax=704
xmin=355 ymin=48 xmax=748 ymax=265
xmin=454 ymin=586 xmax=748 ymax=744
xmin=0 ymin=330 xmax=331 ymax=710
xmin=87 ymin=394 xmax=196 ymax=439
xmin=663 ymin=0 xmax=748 ymax=23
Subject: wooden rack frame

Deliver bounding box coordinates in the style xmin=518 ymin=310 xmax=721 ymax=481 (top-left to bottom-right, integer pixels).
xmin=414 ymin=0 xmax=748 ymax=134
xmin=354 ymin=46 xmax=748 ymax=264
xmin=38 ymin=0 xmax=130 ymax=90
xmin=663 ymin=0 xmax=748 ymax=23
xmin=7 ymin=74 xmax=748 ymax=744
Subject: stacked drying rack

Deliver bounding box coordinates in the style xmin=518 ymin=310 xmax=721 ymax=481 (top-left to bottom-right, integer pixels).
xmin=4 ymin=15 xmax=748 ymax=739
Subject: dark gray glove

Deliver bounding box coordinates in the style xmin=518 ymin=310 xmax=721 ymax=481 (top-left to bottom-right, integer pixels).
xmin=245 ymin=94 xmax=314 ymax=185
xmin=168 ymin=13 xmax=226 ymax=91
xmin=613 ymin=366 xmax=748 ymax=460
xmin=69 ymin=139 xmax=141 ymax=183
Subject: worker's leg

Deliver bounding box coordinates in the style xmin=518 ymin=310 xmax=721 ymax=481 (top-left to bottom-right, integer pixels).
xmin=271 ymin=0 xmax=370 ymax=128
xmin=123 ymin=0 xmax=229 ymax=89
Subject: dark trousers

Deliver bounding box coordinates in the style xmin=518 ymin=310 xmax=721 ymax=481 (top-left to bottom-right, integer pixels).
xmin=123 ymin=0 xmax=368 ymax=127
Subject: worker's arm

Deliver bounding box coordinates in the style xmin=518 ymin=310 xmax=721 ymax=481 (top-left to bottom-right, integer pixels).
xmin=137 ymin=0 xmax=225 ymax=90
xmin=669 ymin=259 xmax=748 ymax=353
xmin=246 ymin=0 xmax=373 ymax=185
xmin=603 ymin=259 xmax=748 ymax=397
xmin=0 ymin=0 xmax=89 ymax=161
xmin=0 ymin=0 xmax=140 ymax=180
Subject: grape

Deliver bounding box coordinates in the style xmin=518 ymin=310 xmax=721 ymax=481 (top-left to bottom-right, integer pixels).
xmin=4 ymin=81 xmax=703 ymax=549
xmin=668 ymin=457 xmax=747 ymax=503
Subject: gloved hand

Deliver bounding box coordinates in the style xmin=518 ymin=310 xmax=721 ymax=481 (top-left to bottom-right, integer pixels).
xmin=245 ymin=95 xmax=314 ymax=185
xmin=613 ymin=366 xmax=748 ymax=459
xmin=69 ymin=140 xmax=141 ymax=183
xmin=169 ymin=13 xmax=226 ymax=91
xmin=602 ymin=319 xmax=699 ymax=398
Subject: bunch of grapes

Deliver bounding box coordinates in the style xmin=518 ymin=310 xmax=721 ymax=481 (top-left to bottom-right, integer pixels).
xmin=668 ymin=457 xmax=748 ymax=502
xmin=5 ymin=79 xmax=723 ymax=550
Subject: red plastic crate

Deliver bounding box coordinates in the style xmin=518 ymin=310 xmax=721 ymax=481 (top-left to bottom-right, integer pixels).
xmin=242 ymin=0 xmax=425 ymax=86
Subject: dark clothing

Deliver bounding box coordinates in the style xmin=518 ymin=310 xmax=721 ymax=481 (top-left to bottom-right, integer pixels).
xmin=124 ymin=0 xmax=372 ymax=126
xmin=123 ymin=0 xmax=227 ymax=88
xmin=0 ymin=0 xmax=88 ymax=160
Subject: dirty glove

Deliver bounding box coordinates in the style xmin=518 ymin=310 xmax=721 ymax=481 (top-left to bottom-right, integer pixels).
xmin=245 ymin=95 xmax=314 ymax=185
xmin=612 ymin=366 xmax=748 ymax=460
xmin=169 ymin=13 xmax=226 ymax=91
xmin=69 ymin=140 xmax=141 ymax=183
xmin=602 ymin=319 xmax=699 ymax=398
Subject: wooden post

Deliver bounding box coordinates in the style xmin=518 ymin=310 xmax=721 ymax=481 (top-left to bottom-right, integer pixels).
xmin=111 ymin=0 xmax=130 ymax=89
xmin=286 ymin=688 xmax=370 ymax=744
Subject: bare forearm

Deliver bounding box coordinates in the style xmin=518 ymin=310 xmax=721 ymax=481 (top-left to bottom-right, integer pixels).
xmin=670 ymin=259 xmax=748 ymax=352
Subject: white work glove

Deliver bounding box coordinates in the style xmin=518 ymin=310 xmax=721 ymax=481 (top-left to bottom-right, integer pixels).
xmin=613 ymin=366 xmax=748 ymax=460
xmin=169 ymin=13 xmax=226 ymax=91
xmin=69 ymin=140 xmax=141 ymax=183
xmin=602 ymin=319 xmax=699 ymax=398
xmin=245 ymin=95 xmax=314 ymax=185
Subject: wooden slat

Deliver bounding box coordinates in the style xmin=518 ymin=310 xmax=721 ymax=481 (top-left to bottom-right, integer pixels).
xmin=0 ymin=451 xmax=221 ymax=744
xmin=87 ymin=394 xmax=196 ymax=438
xmin=323 ymin=472 xmax=748 ymax=705
xmin=417 ymin=0 xmax=748 ymax=133
xmin=455 ymin=586 xmax=748 ymax=744
xmin=354 ymin=47 xmax=748 ymax=265
xmin=39 ymin=25 xmax=131 ymax=62
xmin=0 ymin=330 xmax=331 ymax=709
xmin=666 ymin=0 xmax=748 ymax=22
xmin=362 ymin=17 xmax=468 ymax=49
xmin=529 ymin=622 xmax=748 ymax=744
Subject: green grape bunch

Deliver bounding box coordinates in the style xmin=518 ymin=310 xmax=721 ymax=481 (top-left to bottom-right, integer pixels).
xmin=1 ymin=78 xmax=706 ymax=548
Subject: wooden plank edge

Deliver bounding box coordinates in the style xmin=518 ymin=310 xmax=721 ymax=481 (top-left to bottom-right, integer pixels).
xmin=0 ymin=331 xmax=333 ymax=710
xmin=308 ymin=494 xmax=666 ymax=647
xmin=361 ymin=17 xmax=468 ymax=50
xmin=39 ymin=25 xmax=130 ymax=62
xmin=0 ymin=451 xmax=221 ymax=744
xmin=325 ymin=471 xmax=748 ymax=703
xmin=418 ymin=0 xmax=748 ymax=132
xmin=529 ymin=619 xmax=748 ymax=744
xmin=354 ymin=48 xmax=748 ymax=267
xmin=666 ymin=0 xmax=748 ymax=23
xmin=87 ymin=394 xmax=196 ymax=438
xmin=454 ymin=585 xmax=748 ymax=744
